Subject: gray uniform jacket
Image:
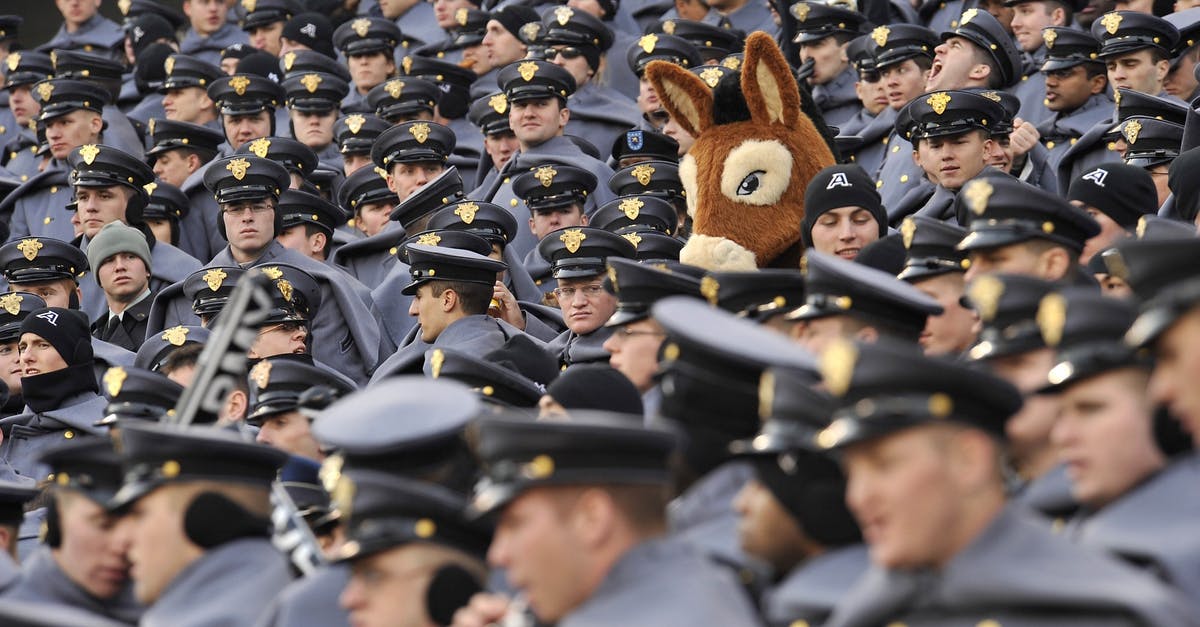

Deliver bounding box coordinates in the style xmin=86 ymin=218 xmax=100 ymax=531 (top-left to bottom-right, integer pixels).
xmin=3 ymin=165 xmax=75 ymax=241
xmin=254 ymin=564 xmax=350 ymax=627
xmin=565 ymin=83 xmax=643 ymax=163
xmin=546 ymin=325 xmax=614 ymax=367
xmin=3 ymin=130 xmax=41 ymax=181
xmin=0 ymin=393 xmax=107 ymax=485
xmin=3 ymin=546 xmax=142 ymax=624
xmin=668 ymin=460 xmax=762 ymax=580
xmin=369 ymin=314 xmax=541 ymax=383
xmin=875 ymin=130 xmax=926 ymax=215
xmin=1014 ymin=463 xmax=1079 ymax=520
xmin=36 ymin=15 xmax=124 ymax=60
xmin=393 ymin=2 xmax=440 ymax=51
xmin=100 ymin=106 xmax=145 ymax=161
xmin=328 ymin=223 xmax=405 ymax=290
xmin=1036 ymin=94 xmax=1114 ymax=184
xmin=824 ymin=506 xmax=1199 ymax=627
xmin=763 ymin=544 xmax=870 ymax=627
xmin=842 ymin=107 xmax=897 ymax=176
xmin=179 ymin=24 xmax=249 ymax=67
xmin=1010 ymin=50 xmax=1053 ymax=126
xmin=812 ymin=66 xmax=862 ymax=129
xmin=559 ymin=538 xmax=761 ymax=627
xmin=78 ymin=236 xmax=202 ymax=321
xmin=721 ymin=0 xmax=779 ymax=38
xmin=140 ymin=538 xmax=293 ymax=627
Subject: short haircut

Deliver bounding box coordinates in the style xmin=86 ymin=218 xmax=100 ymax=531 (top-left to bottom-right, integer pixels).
xmin=160 ymin=342 xmax=204 ymax=376
xmin=1023 ymin=235 xmax=1080 ymax=265
xmin=970 ymin=45 xmax=1005 ymax=89
xmin=428 ymin=279 xmax=493 ymax=315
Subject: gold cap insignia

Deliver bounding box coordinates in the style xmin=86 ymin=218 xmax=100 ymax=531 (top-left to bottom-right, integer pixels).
xmin=78 ymin=144 xmax=100 ymax=165
xmin=203 ymin=268 xmax=228 ymax=292
xmin=1114 ymin=88 xmax=1122 ymax=105
xmin=871 ymin=25 xmax=890 ymax=47
xmin=374 ymin=166 xmax=389 ymax=180
xmin=283 ymin=51 xmax=296 ymax=71
xmin=967 ymin=275 xmax=1004 ymax=322
xmin=16 ymin=239 xmax=42 ymax=262
xmin=619 ymin=197 xmax=643 ymax=220
xmin=277 ymin=279 xmax=293 ymax=302
xmin=554 ymin=6 xmax=573 ymax=25
xmin=631 ymin=164 xmax=655 ymax=186
xmin=118 ymin=0 xmax=132 ymax=14
xmin=1037 ymin=292 xmax=1067 ymax=347
xmin=143 ymin=182 xmax=158 ymax=195
xmin=50 ymin=51 xmax=57 ymax=69
xmin=162 ymin=326 xmax=189 ymax=346
xmin=524 ymin=455 xmax=555 ymax=478
xmin=560 ymin=228 xmax=586 ymax=254
xmin=663 ymin=20 xmax=676 ymax=34
xmin=1103 ymin=249 xmax=1129 ymax=280
xmin=431 ymin=348 xmax=445 ymax=378
xmin=300 ymin=73 xmax=322 ymax=94
xmin=621 ymin=232 xmax=641 ymax=248
xmin=164 ymin=55 xmax=175 ymax=75
xmin=639 ymin=33 xmax=658 ymax=54
xmin=36 ymin=82 xmax=53 ymax=102
xmin=1136 ymin=215 xmax=1149 ymax=239
xmin=535 ymin=165 xmax=557 ymax=187
xmin=414 ymin=518 xmax=437 ymax=538
xmin=960 ymin=8 xmax=978 ymax=24
xmin=352 ymin=18 xmax=371 ymax=38
xmin=104 ymin=367 xmax=127 ymax=397
xmin=250 ymin=360 xmax=272 ymax=389
xmin=722 ymin=56 xmax=741 ymax=70
xmin=900 ymin=217 xmax=917 ymax=249
xmin=402 ymin=55 xmax=413 ymax=74
xmin=926 ymin=91 xmax=951 ymax=115
xmin=410 ymin=121 xmax=431 ymax=143
xmin=699 ymin=67 xmax=723 ymax=88
xmin=607 ymin=265 xmax=619 ymax=293
xmin=1101 ymin=12 xmax=1122 ymax=35
xmin=0 ymin=294 xmax=21 ymax=316
xmin=1043 ymin=29 xmax=1057 ymax=49
xmin=454 ymin=201 xmax=479 ymax=224
xmin=963 ymin=179 xmax=993 ymax=215
xmin=345 ymin=114 xmax=365 ymax=134
xmin=791 ymin=2 xmax=811 ymax=21
xmin=1122 ymin=119 xmax=1142 ymax=145
xmin=819 ymin=339 xmax=858 ymax=397
xmin=700 ymin=275 xmax=719 ymax=306
xmin=248 ymin=137 xmax=271 ymax=158
xmin=319 ymin=454 xmax=344 ymax=494
xmin=148 ymin=118 xmax=156 ymax=136
xmin=229 ymin=75 xmax=251 ymax=96
xmin=417 ymin=233 xmax=442 ymax=246
xmin=262 ymin=267 xmax=283 ymax=280
xmin=5 ymin=52 xmax=18 ymax=72
xmin=456 ymin=7 xmax=469 ymax=25
xmin=226 ymin=157 xmax=250 ymax=181
xmin=981 ymin=91 xmax=1002 ymax=102
xmin=242 ymin=0 xmax=256 ymax=12
xmin=518 ymin=61 xmax=538 ymax=82
xmin=489 ymin=93 xmax=507 ymax=114
xmin=758 ymin=369 xmax=775 ymax=420
xmin=385 ymin=79 xmax=404 ymax=99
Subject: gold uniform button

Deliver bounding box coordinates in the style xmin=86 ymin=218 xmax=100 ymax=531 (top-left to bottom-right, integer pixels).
xmin=20 ymin=175 xmax=27 ymax=181
xmin=63 ymin=430 xmax=74 ymax=439
xmin=1021 ymin=75 xmax=1028 ymax=81
xmin=790 ymin=622 xmax=810 ymax=627
xmin=503 ymin=177 xmax=510 ymax=184
xmin=875 ymin=180 xmax=883 ymax=188
xmin=49 ymin=186 xmax=58 ymax=194
xmin=900 ymin=175 xmax=909 ymax=183
xmin=1046 ymin=141 xmax=1055 ymax=150
xmin=510 ymin=199 xmax=518 ymax=207
xmin=389 ymin=247 xmax=397 ymax=255
xmin=7 ymin=151 xmax=14 ymax=160
xmin=1070 ymin=138 xmax=1078 ymax=145
xmin=882 ymin=136 xmax=889 ymax=145
xmin=43 ymin=217 xmax=51 ymax=225
xmin=1107 ymin=142 xmax=1117 ymax=150
xmin=977 ymin=621 xmax=1002 ymax=627
xmin=891 ymin=145 xmax=900 ymax=153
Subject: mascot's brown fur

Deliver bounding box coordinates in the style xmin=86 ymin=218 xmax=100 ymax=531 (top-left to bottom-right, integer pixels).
xmin=646 ymin=32 xmax=835 ymax=271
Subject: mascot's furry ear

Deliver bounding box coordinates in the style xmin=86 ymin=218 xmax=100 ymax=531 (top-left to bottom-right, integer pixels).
xmin=645 ymin=59 xmax=713 ymax=139
xmin=741 ymin=32 xmax=801 ymax=130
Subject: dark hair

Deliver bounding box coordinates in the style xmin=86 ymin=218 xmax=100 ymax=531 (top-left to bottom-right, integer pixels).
xmin=428 ymin=280 xmax=493 ymax=315
xmin=160 ymin=342 xmax=204 ymax=376
xmin=970 ymin=45 xmax=1005 ymax=89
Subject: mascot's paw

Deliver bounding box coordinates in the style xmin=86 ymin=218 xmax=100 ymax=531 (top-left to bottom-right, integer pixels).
xmin=679 ymin=234 xmax=758 ymax=271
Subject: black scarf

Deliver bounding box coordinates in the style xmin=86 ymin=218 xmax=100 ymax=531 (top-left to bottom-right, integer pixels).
xmin=21 ymin=363 xmax=98 ymax=414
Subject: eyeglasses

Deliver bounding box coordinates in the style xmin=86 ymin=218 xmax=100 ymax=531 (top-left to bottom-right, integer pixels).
xmin=224 ymin=202 xmax=274 ymax=216
xmin=552 ymin=284 xmax=606 ymax=300
xmin=542 ymin=46 xmax=586 ymax=61
xmin=610 ymin=327 xmax=666 ymax=341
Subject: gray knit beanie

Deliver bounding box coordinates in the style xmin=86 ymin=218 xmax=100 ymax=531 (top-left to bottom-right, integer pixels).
xmin=87 ymin=221 xmax=152 ymax=284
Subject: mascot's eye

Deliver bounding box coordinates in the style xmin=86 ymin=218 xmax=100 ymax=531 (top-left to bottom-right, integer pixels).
xmin=736 ymin=171 xmax=765 ymax=196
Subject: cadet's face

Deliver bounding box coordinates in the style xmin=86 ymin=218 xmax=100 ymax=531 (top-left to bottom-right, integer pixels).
xmin=117 ymin=486 xmax=204 ymax=604
xmin=1106 ymin=50 xmax=1167 ymax=95
xmin=220 ymin=57 xmax=240 ymax=76
xmin=1149 ymin=309 xmax=1200 ymax=444
xmin=147 ymin=219 xmax=173 ymax=245
xmin=912 ymin=272 xmax=977 ymax=357
xmin=8 ymin=85 xmax=38 ymax=128
xmin=556 ymin=275 xmax=616 ymax=335
xmin=16 ymin=279 xmax=75 ymax=309
xmin=249 ymin=321 xmax=308 ymax=358
xmin=411 ymin=284 xmax=451 ymax=343
xmin=18 ymin=332 xmax=68 ymax=376
xmin=978 ymin=0 xmax=1015 ymax=32
xmin=510 ymin=98 xmax=569 ymax=149
xmin=881 ymin=59 xmax=930 ymax=110
xmin=340 ymin=544 xmax=451 ymax=627
xmin=808 ymin=207 xmax=880 ymax=260
xmin=483 ymin=21 xmax=527 ymax=67
xmin=248 ymin=21 xmax=285 ymax=56
xmin=529 ymin=205 xmax=586 ymax=240
xmin=1149 ymin=164 xmax=1171 ymax=208
xmin=388 ymin=161 xmax=445 ymax=200
xmin=964 ymin=242 xmax=1044 ymax=282
xmin=927 ymin=37 xmax=980 ymax=92
xmin=56 ymin=493 xmax=131 ymax=600
xmin=45 ymin=110 xmax=102 ymax=160
xmin=662 ymin=114 xmax=695 ymax=155
xmin=75 ymin=186 xmax=130 ymax=238
xmin=185 ymin=0 xmax=226 ymax=35
xmin=637 ymin=77 xmax=660 ymax=114
xmin=1165 ymin=52 xmax=1200 ymax=99
xmin=988 ymin=348 xmax=1060 ymax=477
xmin=1043 ymin=65 xmax=1101 ymax=112
xmin=98 ymin=253 xmax=152 ymax=301
xmin=343 ymin=152 xmax=374 ymax=177
xmin=602 ymin=318 xmax=665 ymax=393
xmin=987 ymin=135 xmax=1012 ymax=173
xmin=378 ymin=0 xmax=419 ymax=19
xmin=0 ymin=342 xmax=21 ymax=397
xmin=224 ymin=199 xmax=277 ymax=261
xmin=222 ymin=112 xmax=272 ymax=151
xmin=55 ymin=0 xmax=100 ymax=25
xmin=1010 ymin=3 xmax=1056 ymax=52
xmin=732 ymin=477 xmax=808 ymax=574
xmin=255 ymin=410 xmax=322 ymax=460
xmin=355 ymin=201 xmax=395 ymax=237
xmin=1052 ymin=368 xmax=1164 ymax=509
xmin=547 ymin=47 xmax=594 ymax=88
xmin=1078 ymin=202 xmax=1128 ymax=265
xmin=799 ymin=36 xmax=848 ymax=85
xmin=153 ymin=149 xmax=197 ymax=188
xmin=348 ymin=52 xmax=395 ymax=93
xmin=915 ymin=132 xmax=990 ymax=191
xmin=291 ymin=109 xmax=337 ymax=149
xmin=163 ymin=87 xmax=215 ymax=124
xmin=484 ymin=131 xmax=520 ymax=171
xmin=488 ymin=489 xmax=589 ymax=622
xmin=855 ymin=70 xmax=889 ymax=116
xmin=434 ymin=0 xmax=474 ymax=28
xmin=795 ymin=315 xmax=854 ymax=356
xmin=464 ymin=43 xmax=493 ymax=75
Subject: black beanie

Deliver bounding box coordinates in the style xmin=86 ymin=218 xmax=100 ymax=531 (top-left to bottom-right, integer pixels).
xmin=492 ymin=6 xmax=539 ymax=39
xmin=545 ymin=364 xmax=643 ymax=415
xmin=19 ymin=307 xmax=94 ymax=366
xmin=282 ymin=13 xmax=335 ymax=59
xmin=802 ymin=164 xmax=887 ymax=248
xmin=854 ymin=233 xmax=906 ymax=275
xmin=1069 ymin=162 xmax=1156 ymax=230
xmin=237 ymin=51 xmax=284 ymax=82
xmin=750 ymin=455 xmax=861 ymax=548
